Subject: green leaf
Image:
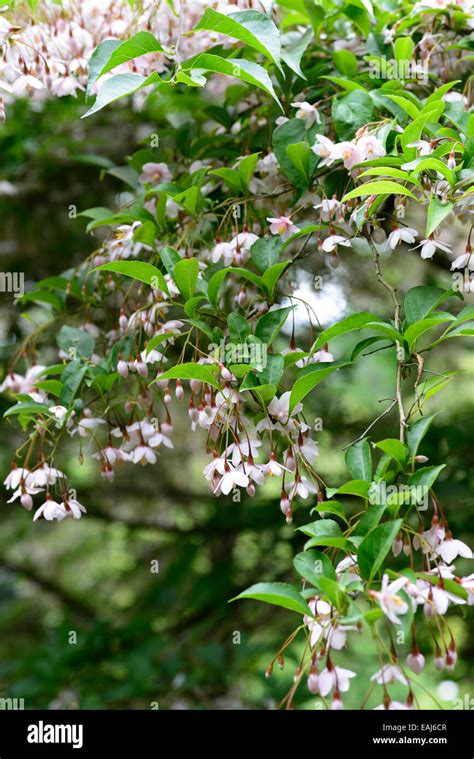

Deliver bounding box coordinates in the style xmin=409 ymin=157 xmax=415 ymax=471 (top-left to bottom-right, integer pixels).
xmin=82 ymin=72 xmax=162 ymax=118
xmin=33 ymin=379 xmax=63 ymax=398
xmin=404 ymin=315 xmax=455 ymax=349
xmin=357 ymin=166 xmax=422 ymax=189
xmin=375 ymin=439 xmax=407 ymax=467
xmin=231 ymin=582 xmax=311 ymax=616
xmin=173 ymin=258 xmax=199 ymax=301
xmin=293 ymin=550 xmax=337 ymax=585
xmin=281 ymin=27 xmax=312 ymax=79
xmin=255 ymin=306 xmax=293 ymax=346
xmin=96 ymin=32 xmax=164 ymax=80
xmin=92 ymin=260 xmax=168 ymax=294
xmin=250 ymin=236 xmax=283 ymax=272
xmin=426 ymin=195 xmax=454 ymax=237
xmin=409 ymin=157 xmax=455 ymax=188
xmin=4 ymin=402 xmax=52 ymax=419
xmin=394 ymin=37 xmax=415 ymax=69
xmin=273 ymin=118 xmax=320 ymax=189
xmin=57 ymin=326 xmax=95 ymax=359
xmin=404 ymin=285 xmax=451 ymax=325
xmin=332 ymin=90 xmax=374 ymax=141
xmin=289 ymin=362 xmax=347 ymax=412
xmin=160 ymin=246 xmax=181 ymax=275
xmin=257 ymin=354 xmax=284 ymax=386
xmin=312 ymin=500 xmax=348 ymax=523
xmin=237 ymin=152 xmax=259 ymax=193
xmin=262 ymin=261 xmax=291 ymax=299
xmin=326 ymin=480 xmax=370 ymax=499
xmin=321 ymin=75 xmax=367 ymax=92
xmin=145 ymin=333 xmax=176 ymax=355
xmin=408 ymin=464 xmax=446 ymax=492
xmin=207 ymin=268 xmax=229 ymax=307
xmin=60 ymin=360 xmax=87 ymax=406
xmin=342 ymin=181 xmax=418 ymax=202
xmin=299 ymin=518 xmax=343 ymax=539
xmin=313 ymin=312 xmax=380 ymax=350
xmin=406 ymin=414 xmax=437 ymax=458
xmin=156 ymin=362 xmax=220 ymax=389
xmin=181 ymin=54 xmax=282 ymax=108
xmin=228 ymin=313 xmax=250 ymax=341
xmin=286 ymin=141 xmax=312 ymax=185
xmin=358 ymin=519 xmax=403 ymax=581
xmin=384 ymin=94 xmax=419 ymax=120
xmin=345 ymin=439 xmax=372 ymax=481
xmin=86 ymin=39 xmax=121 ymax=96
xmin=333 ymin=49 xmax=358 ymax=77
xmin=192 ymin=9 xmax=281 ymax=69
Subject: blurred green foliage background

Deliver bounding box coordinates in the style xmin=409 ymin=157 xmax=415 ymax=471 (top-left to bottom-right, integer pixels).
xmin=0 ymin=92 xmax=472 ymax=710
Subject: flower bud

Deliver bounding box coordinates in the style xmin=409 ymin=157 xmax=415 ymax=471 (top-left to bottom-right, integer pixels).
xmin=136 ymin=360 xmax=148 ymax=377
xmin=280 ymin=492 xmax=291 ymax=516
xmin=190 ymin=379 xmax=201 ymax=394
xmin=414 ymin=454 xmax=428 ymax=463
xmin=175 ymin=380 xmax=184 ymax=400
xmin=21 ymin=493 xmax=33 ymax=510
xmin=307 ymin=672 xmax=319 ymax=694
xmin=407 ymin=650 xmax=425 ymax=674
xmin=117 ymin=358 xmax=129 ymax=378
xmin=434 ymin=645 xmax=444 ymax=671
xmin=119 ymin=310 xmax=128 ymax=331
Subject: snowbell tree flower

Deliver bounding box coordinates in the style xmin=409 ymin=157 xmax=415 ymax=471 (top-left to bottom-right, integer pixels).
xmin=387 ymin=226 xmax=418 ymax=249
xmin=322 ymin=233 xmax=352 ymax=253
xmin=312 ymin=135 xmax=339 ymax=167
xmin=318 ymin=664 xmax=357 ymax=697
xmin=33 ymin=496 xmax=67 ymax=522
xmin=371 ymin=664 xmax=408 ymax=685
xmin=290 ymin=101 xmax=321 ymax=127
xmin=436 ymin=534 xmax=473 ymax=563
xmin=412 ymin=236 xmax=452 ymax=259
xmin=369 ymin=574 xmax=409 ymax=624
xmin=267 ymin=216 xmax=299 ymax=240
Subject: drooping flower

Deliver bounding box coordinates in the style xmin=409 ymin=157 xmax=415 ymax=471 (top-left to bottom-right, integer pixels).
xmin=369 ymin=574 xmax=409 ymax=625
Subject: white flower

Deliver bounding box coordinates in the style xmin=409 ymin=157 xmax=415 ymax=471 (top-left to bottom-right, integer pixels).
xmin=412 ymin=237 xmax=452 ymax=260
xmin=139 ymin=162 xmax=171 ymax=185
xmin=290 ymin=100 xmax=321 ymax=128
xmin=75 ymin=417 xmax=106 ymax=437
xmin=371 ymin=664 xmax=408 ymax=685
xmin=4 ymin=466 xmax=31 ymax=490
xmin=267 ymin=215 xmax=299 ymax=240
xmin=451 ymin=252 xmax=474 ymax=271
xmin=318 ymin=665 xmax=356 ymax=697
xmin=215 ymin=464 xmax=249 ymax=495
xmin=130 ymin=445 xmax=157 ymax=465
xmin=65 ymin=498 xmax=87 ymax=519
xmin=322 ymin=233 xmax=351 ymax=253
xmin=33 ymin=497 xmax=67 ymax=522
xmin=387 ymin=227 xmax=418 ymax=249
xmin=437 ymin=536 xmax=472 ymax=564
xmin=374 ymin=700 xmax=411 ymax=710
xmin=370 ymin=574 xmax=409 ymax=624
xmin=357 ymin=134 xmax=386 ymax=161
xmin=312 ymin=135 xmax=339 ymax=167
xmin=50 ymin=405 xmax=68 ymax=421
xmin=335 ymin=141 xmax=361 ymax=170
xmin=314 ymin=198 xmax=341 ymax=221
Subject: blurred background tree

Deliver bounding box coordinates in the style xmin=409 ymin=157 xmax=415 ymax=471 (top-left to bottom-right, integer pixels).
xmin=0 ymin=91 xmax=472 ymax=710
